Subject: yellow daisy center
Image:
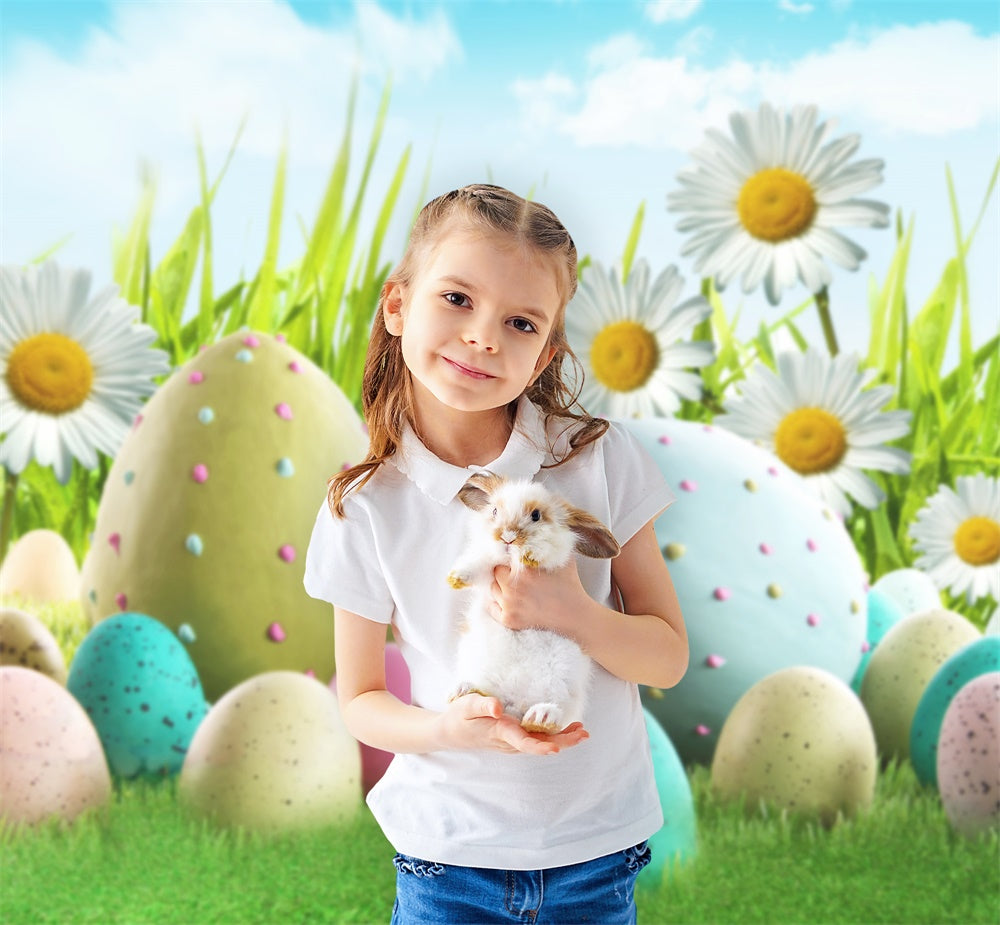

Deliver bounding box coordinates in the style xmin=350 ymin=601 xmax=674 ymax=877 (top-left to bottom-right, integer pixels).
xmin=953 ymin=516 xmax=1000 ymax=567
xmin=773 ymin=407 xmax=847 ymax=475
xmin=738 ymin=168 xmax=818 ymax=243
xmin=5 ymin=332 xmax=94 ymax=414
xmin=590 ymin=321 xmax=660 ymax=394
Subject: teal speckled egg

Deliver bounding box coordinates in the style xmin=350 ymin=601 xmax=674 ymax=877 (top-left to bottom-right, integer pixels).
xmin=67 ymin=613 xmax=208 ymax=778
xmin=910 ymin=635 xmax=1000 ymax=787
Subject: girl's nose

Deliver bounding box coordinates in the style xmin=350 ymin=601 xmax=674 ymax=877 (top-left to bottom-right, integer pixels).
xmin=464 ymin=323 xmax=498 ymax=353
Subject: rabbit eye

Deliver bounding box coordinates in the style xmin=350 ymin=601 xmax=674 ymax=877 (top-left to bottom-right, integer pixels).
xmin=531 ymin=509 xmax=541 ymax=522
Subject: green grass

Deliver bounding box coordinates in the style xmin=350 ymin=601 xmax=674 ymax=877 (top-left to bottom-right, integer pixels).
xmin=2 ymin=764 xmax=996 ymax=925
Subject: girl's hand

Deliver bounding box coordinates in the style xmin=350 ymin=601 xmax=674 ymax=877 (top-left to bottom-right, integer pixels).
xmin=490 ymin=561 xmax=588 ymax=636
xmin=438 ymin=692 xmax=589 ymax=756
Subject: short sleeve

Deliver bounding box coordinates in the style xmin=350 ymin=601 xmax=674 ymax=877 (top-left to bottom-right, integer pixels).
xmin=303 ymin=496 xmax=395 ymax=625
xmin=603 ymin=423 xmax=675 ymax=545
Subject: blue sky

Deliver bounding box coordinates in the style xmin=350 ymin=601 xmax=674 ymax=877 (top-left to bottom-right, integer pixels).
xmin=2 ymin=0 xmax=998 ymax=360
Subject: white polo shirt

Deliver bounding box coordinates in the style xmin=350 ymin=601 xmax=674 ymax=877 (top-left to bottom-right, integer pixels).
xmin=304 ymin=396 xmax=675 ymax=870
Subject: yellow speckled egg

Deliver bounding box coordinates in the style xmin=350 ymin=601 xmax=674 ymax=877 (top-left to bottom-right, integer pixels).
xmin=178 ymin=671 xmax=360 ymax=832
xmin=0 ymin=607 xmax=67 ymax=684
xmin=711 ymin=666 xmax=877 ymax=825
xmin=0 ymin=666 xmax=111 ymax=825
xmin=0 ymin=529 xmax=80 ymax=604
xmin=860 ymin=608 xmax=981 ymax=761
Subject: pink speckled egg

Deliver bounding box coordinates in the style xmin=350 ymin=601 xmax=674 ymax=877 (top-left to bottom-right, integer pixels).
xmin=937 ymin=672 xmax=1000 ymax=838
xmin=0 ymin=666 xmax=111 ymax=825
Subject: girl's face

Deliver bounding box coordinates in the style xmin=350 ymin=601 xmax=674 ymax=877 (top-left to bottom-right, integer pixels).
xmin=383 ymin=227 xmax=563 ymax=421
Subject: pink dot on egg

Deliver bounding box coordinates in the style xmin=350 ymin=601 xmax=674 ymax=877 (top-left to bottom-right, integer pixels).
xmin=188 ymin=371 xmax=205 ymax=384
xmin=807 ymin=613 xmax=821 ymax=627
xmin=706 ymin=654 xmax=726 ymax=669
xmin=132 ymin=413 xmax=143 ymax=429
xmin=305 ymin=668 xmax=316 ymax=678
xmin=114 ymin=592 xmax=128 ymax=611
xmin=702 ymin=424 xmax=713 ymax=432
xmin=108 ymin=533 xmax=121 ymax=555
xmin=242 ymin=334 xmax=260 ymax=348
xmin=191 ymin=463 xmax=209 ymax=483
xmin=275 ymin=333 xmax=286 ymax=343
xmin=695 ymin=724 xmax=711 ymax=737
xmin=278 ymin=544 xmax=296 ymax=563
xmin=288 ymin=361 xmax=302 ymax=373
xmin=341 ymin=461 xmax=351 ymax=472
xmin=679 ymin=479 xmax=698 ymax=492
xmin=658 ymin=435 xmax=671 ymax=445
xmin=861 ymin=640 xmax=871 ymax=653
xmin=267 ymin=622 xmax=286 ymax=643
xmin=767 ymin=466 xmax=779 ymax=476
xmin=759 ymin=542 xmax=773 ymax=555
xmin=275 ymin=402 xmax=293 ymax=420
xmin=806 ymin=538 xmax=818 ymax=551
xmin=713 ymin=587 xmax=731 ymax=601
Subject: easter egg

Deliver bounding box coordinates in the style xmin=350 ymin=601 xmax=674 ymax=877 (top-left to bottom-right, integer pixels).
xmin=937 ymin=672 xmax=1000 ymax=837
xmin=625 ymin=418 xmax=868 ymax=764
xmin=637 ymin=709 xmax=697 ymax=890
xmin=80 ymin=331 xmax=369 ymax=701
xmin=0 ymin=606 xmax=67 ymax=684
xmin=850 ymin=589 xmax=907 ymax=693
xmin=711 ymin=666 xmax=877 ymax=825
xmin=0 ymin=529 xmax=79 ymax=604
xmin=910 ymin=636 xmax=1000 ymax=787
xmin=0 ymin=666 xmax=111 ymax=825
xmin=178 ymin=671 xmax=361 ymax=832
xmin=859 ymin=608 xmax=981 ymax=761
xmin=871 ymin=568 xmax=941 ymax=617
xmin=66 ymin=613 xmax=209 ymax=778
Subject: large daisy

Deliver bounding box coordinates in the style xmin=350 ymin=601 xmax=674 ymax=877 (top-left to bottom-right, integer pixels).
xmin=910 ymin=474 xmax=1000 ymax=604
xmin=1 ymin=261 xmax=170 ymax=483
xmin=566 ymin=259 xmax=714 ymax=419
xmin=716 ymin=348 xmax=911 ymax=516
xmin=667 ymin=102 xmax=890 ymax=305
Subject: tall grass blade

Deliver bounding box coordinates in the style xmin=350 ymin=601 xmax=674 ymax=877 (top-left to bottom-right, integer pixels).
xmin=112 ymin=165 xmax=156 ymax=309
xmin=621 ymin=201 xmax=645 ymax=281
xmin=246 ymin=132 xmax=288 ymax=332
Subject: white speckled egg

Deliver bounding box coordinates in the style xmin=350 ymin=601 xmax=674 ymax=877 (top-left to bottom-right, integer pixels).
xmin=937 ymin=672 xmax=1000 ymax=838
xmin=625 ymin=418 xmax=868 ymax=764
xmin=860 ymin=608 xmax=981 ymax=761
xmin=0 ymin=529 xmax=80 ymax=604
xmin=871 ymin=568 xmax=941 ymax=617
xmin=711 ymin=666 xmax=877 ymax=825
xmin=66 ymin=613 xmax=208 ymax=778
xmin=178 ymin=671 xmax=361 ymax=832
xmin=0 ymin=607 xmax=67 ymax=684
xmin=0 ymin=666 xmax=111 ymax=825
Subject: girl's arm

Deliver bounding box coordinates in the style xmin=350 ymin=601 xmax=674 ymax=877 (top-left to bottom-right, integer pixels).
xmin=333 ymin=606 xmax=589 ymax=756
xmin=492 ymin=519 xmax=689 ymax=689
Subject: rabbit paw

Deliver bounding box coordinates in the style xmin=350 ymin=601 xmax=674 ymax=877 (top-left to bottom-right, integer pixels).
xmin=521 ymin=702 xmax=563 ymax=734
xmin=520 ymin=551 xmax=540 ymax=569
xmin=446 ymin=570 xmax=470 ymax=589
xmin=448 ymin=681 xmax=492 ymax=703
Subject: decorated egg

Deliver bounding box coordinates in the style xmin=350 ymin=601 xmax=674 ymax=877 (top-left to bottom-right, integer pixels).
xmin=910 ymin=636 xmax=1000 ymax=787
xmin=178 ymin=671 xmax=361 ymax=832
xmin=0 ymin=529 xmax=79 ymax=604
xmin=711 ymin=666 xmax=877 ymax=825
xmin=66 ymin=613 xmax=208 ymax=778
xmin=0 ymin=606 xmax=67 ymax=684
xmin=871 ymin=568 xmax=941 ymax=617
xmin=0 ymin=666 xmax=111 ymax=825
xmin=860 ymin=608 xmax=981 ymax=761
xmin=80 ymin=331 xmax=369 ymax=701
xmin=625 ymin=418 xmax=868 ymax=764
xmin=937 ymin=672 xmax=1000 ymax=837
xmin=850 ymin=589 xmax=907 ymax=693
xmin=638 ymin=709 xmax=697 ymax=890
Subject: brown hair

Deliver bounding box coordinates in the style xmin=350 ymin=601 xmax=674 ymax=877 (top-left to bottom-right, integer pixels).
xmin=327 ymin=183 xmax=608 ymax=516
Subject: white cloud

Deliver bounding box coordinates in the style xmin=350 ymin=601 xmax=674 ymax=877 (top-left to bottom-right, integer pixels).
xmin=778 ymin=0 xmax=815 ymax=14
xmin=514 ymin=20 xmax=998 ymax=150
xmin=644 ymin=0 xmax=702 ymax=25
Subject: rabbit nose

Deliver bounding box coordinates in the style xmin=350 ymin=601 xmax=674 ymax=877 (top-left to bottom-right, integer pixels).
xmin=500 ymin=529 xmax=517 ymax=544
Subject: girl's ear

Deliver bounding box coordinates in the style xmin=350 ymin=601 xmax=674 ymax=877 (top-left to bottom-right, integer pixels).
xmin=382 ymin=282 xmax=405 ymax=336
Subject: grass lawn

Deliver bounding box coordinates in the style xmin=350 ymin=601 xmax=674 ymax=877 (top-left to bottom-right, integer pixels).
xmin=2 ymin=761 xmax=997 ymax=925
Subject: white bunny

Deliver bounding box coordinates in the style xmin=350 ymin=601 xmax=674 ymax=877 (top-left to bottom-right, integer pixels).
xmin=446 ymin=472 xmax=620 ymax=734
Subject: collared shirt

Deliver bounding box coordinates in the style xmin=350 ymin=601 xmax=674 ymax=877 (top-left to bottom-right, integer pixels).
xmin=305 ymin=396 xmax=675 ymax=870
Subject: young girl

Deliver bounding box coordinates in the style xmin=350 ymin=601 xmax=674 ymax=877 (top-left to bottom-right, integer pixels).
xmin=305 ymin=184 xmax=688 ymax=924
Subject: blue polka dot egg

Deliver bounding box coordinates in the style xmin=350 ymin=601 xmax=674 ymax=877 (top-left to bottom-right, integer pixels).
xmin=67 ymin=613 xmax=209 ymax=779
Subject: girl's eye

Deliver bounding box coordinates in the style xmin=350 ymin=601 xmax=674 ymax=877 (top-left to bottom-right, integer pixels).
xmin=444 ymin=292 xmax=469 ymax=307
xmin=509 ymin=317 xmax=537 ymax=334
xmin=530 ymin=509 xmax=541 ymax=522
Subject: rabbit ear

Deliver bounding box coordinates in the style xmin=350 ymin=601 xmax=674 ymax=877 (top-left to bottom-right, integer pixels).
xmin=457 ymin=471 xmax=505 ymax=511
xmin=566 ymin=508 xmax=621 ymax=559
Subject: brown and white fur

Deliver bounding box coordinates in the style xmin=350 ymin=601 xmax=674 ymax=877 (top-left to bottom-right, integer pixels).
xmin=446 ymin=472 xmax=620 ymax=733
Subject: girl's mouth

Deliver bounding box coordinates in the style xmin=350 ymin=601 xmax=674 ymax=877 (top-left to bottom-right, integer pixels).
xmin=444 ymin=357 xmax=495 ymax=380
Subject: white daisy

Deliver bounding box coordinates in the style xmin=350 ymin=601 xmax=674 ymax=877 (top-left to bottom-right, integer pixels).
xmin=1 ymin=261 xmax=170 ymax=483
xmin=667 ymin=102 xmax=890 ymax=305
xmin=565 ymin=259 xmax=714 ymax=419
xmin=716 ymin=348 xmax=911 ymax=516
xmin=910 ymin=474 xmax=1000 ymax=604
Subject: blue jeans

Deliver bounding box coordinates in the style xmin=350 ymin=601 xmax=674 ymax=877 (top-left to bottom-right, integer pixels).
xmin=390 ymin=841 xmax=651 ymax=924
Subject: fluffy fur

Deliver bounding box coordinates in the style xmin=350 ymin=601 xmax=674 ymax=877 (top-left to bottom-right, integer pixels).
xmin=446 ymin=473 xmax=620 ymax=733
